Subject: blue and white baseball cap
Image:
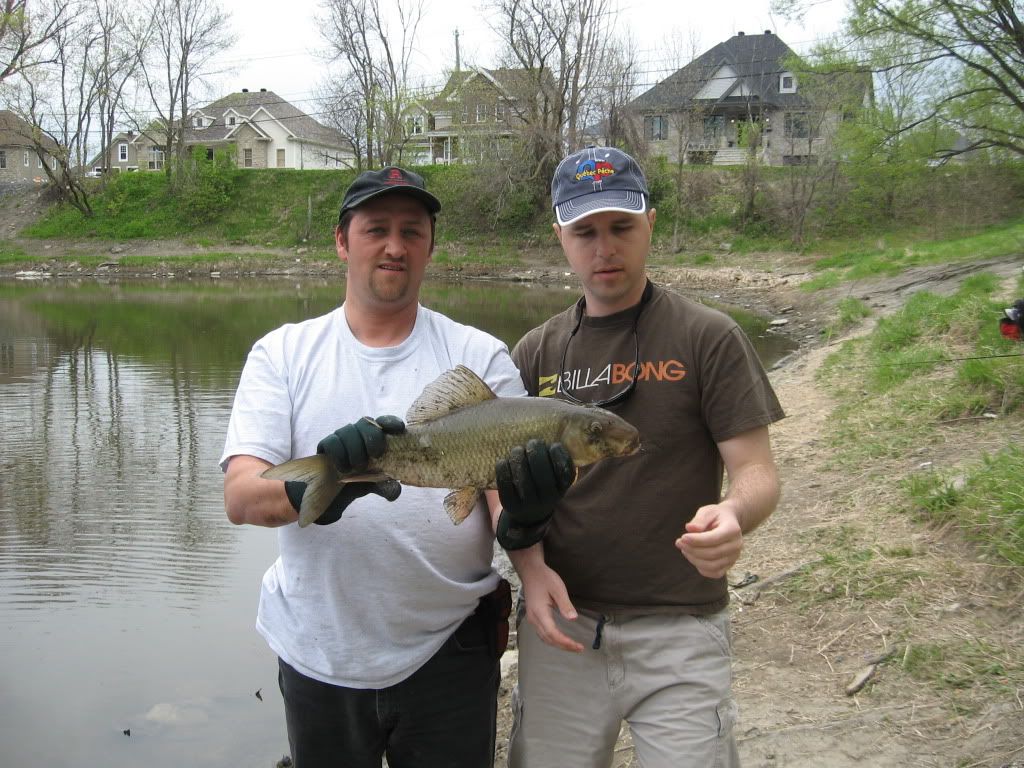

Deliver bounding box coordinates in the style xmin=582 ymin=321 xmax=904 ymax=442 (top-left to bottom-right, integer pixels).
xmin=551 ymin=146 xmax=649 ymax=226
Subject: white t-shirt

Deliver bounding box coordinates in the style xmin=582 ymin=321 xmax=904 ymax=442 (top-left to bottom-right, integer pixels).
xmin=220 ymin=303 xmax=526 ymax=688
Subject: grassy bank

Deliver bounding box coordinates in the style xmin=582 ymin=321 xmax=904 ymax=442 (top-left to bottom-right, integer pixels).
xmin=777 ymin=271 xmax=1024 ymax=711
xmin=818 ymin=272 xmax=1024 ymax=565
xmin=18 ymin=162 xmax=1024 ymax=265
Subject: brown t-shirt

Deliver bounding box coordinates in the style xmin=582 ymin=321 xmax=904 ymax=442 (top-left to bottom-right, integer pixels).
xmin=512 ymin=281 xmax=785 ymax=615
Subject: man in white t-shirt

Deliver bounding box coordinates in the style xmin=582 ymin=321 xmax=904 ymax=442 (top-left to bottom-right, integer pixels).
xmin=220 ymin=167 xmax=571 ymax=767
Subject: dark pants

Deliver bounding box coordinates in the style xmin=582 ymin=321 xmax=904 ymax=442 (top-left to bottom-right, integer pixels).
xmin=277 ymin=612 xmax=499 ymax=768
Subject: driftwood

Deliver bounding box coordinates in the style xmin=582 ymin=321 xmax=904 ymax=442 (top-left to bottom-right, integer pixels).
xmin=845 ymin=647 xmax=900 ymax=696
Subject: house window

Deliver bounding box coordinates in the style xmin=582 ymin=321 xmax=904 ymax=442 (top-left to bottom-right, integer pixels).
xmin=495 ymin=102 xmax=505 ymax=122
xmin=23 ymin=150 xmax=29 ymax=166
xmin=194 ymin=117 xmax=204 ymax=128
xmin=118 ymin=143 xmax=128 ymax=161
xmin=243 ymin=148 xmax=253 ymax=167
xmin=148 ymin=147 xmax=164 ymax=170
xmin=784 ymin=112 xmax=814 ymax=139
xmin=0 ymin=150 xmax=6 ymax=169
xmin=703 ymin=115 xmax=724 ymax=140
xmin=228 ymin=116 xmax=236 ymax=126
xmin=51 ymin=156 xmax=56 ymax=170
xmin=408 ymin=115 xmax=424 ymax=135
xmin=779 ymin=73 xmax=796 ymax=93
xmin=644 ymin=115 xmax=667 ymax=141
xmin=276 ymin=148 xmax=286 ymax=167
xmin=476 ymin=104 xmax=487 ymax=122
xmin=461 ymin=105 xmax=468 ymax=123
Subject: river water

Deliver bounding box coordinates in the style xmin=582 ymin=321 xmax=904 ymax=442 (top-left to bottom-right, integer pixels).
xmin=0 ymin=275 xmax=795 ymax=767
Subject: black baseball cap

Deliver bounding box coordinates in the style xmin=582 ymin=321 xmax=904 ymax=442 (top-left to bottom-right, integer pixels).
xmin=338 ymin=166 xmax=442 ymax=221
xmin=551 ymin=146 xmax=649 ymax=226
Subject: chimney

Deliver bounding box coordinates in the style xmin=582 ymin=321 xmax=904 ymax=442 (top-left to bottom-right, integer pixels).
xmin=737 ymin=31 xmax=745 ymax=36
xmin=765 ymin=29 xmax=772 ymax=35
xmin=242 ymin=88 xmax=249 ymax=93
xmin=260 ymin=88 xmax=267 ymax=92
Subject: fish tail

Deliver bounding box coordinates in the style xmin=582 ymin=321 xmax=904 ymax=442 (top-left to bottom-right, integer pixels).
xmin=261 ymin=454 xmax=340 ymax=527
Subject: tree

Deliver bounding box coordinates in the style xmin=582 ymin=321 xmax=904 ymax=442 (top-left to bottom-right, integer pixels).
xmin=319 ymin=0 xmax=423 ymax=169
xmin=0 ymin=0 xmax=72 ymax=83
xmin=774 ymin=0 xmax=1024 ymax=159
xmin=5 ymin=0 xmax=102 ymax=215
xmin=138 ymin=0 xmax=234 ymax=186
xmin=487 ymin=0 xmax=620 ymax=207
xmin=317 ymin=82 xmax=368 ymax=172
xmin=587 ymin=35 xmax=643 ymax=152
xmin=92 ymin=0 xmax=146 ymax=184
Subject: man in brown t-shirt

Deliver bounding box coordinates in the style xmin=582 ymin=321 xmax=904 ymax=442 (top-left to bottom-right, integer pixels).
xmin=501 ymin=147 xmax=785 ymax=768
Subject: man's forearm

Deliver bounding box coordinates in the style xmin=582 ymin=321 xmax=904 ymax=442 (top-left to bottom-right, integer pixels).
xmin=722 ymin=460 xmax=780 ymax=534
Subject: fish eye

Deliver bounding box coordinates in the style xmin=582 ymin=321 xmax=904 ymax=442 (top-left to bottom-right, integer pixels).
xmin=586 ymin=420 xmax=604 ymax=438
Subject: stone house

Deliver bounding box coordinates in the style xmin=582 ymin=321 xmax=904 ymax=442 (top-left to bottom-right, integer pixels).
xmin=0 ymin=111 xmax=61 ymax=185
xmin=628 ymin=31 xmax=869 ymax=166
xmin=403 ymin=67 xmax=541 ymax=165
xmin=91 ymin=89 xmax=355 ymax=172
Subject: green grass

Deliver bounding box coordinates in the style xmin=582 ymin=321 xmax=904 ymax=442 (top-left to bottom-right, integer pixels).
xmin=432 ymin=244 xmax=524 ymax=268
xmin=900 ymin=640 xmax=1024 ymax=695
xmin=0 ymin=245 xmax=29 ymax=265
xmin=905 ymin=448 xmax=1024 ymax=566
xmin=817 ymin=273 xmax=1024 ymax=564
xmin=822 ymin=296 xmax=872 ymax=340
xmin=784 ymin=524 xmax=925 ymax=606
xmin=23 ymin=169 xmax=356 ymax=247
xmin=801 ymin=219 xmax=1024 ymax=290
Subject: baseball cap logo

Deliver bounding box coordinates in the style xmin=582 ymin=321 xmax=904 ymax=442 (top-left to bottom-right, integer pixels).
xmin=385 ymin=168 xmax=405 ymax=184
xmin=574 ymin=159 xmax=615 ymax=184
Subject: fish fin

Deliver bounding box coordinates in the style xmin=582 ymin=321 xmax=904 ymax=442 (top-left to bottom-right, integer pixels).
xmin=444 ymin=487 xmax=480 ymax=525
xmin=405 ymin=365 xmax=496 ymax=426
xmin=261 ymin=455 xmax=341 ymax=528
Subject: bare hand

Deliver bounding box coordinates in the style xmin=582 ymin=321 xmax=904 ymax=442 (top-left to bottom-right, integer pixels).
xmin=520 ymin=562 xmax=584 ymax=653
xmin=675 ymin=502 xmax=743 ymax=579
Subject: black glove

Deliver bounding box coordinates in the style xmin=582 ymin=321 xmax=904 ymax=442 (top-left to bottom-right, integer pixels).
xmin=495 ymin=439 xmax=575 ymax=551
xmin=317 ymin=415 xmax=406 ymax=472
xmin=285 ymin=478 xmax=402 ymax=525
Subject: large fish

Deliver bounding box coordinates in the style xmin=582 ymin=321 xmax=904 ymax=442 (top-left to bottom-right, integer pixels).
xmin=261 ymin=364 xmax=641 ymax=527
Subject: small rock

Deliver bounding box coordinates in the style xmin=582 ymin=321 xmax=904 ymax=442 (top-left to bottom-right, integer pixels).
xmin=769 ymin=319 xmax=789 ymax=327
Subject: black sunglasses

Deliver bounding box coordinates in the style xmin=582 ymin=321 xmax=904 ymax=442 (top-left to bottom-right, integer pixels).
xmin=557 ymin=281 xmax=652 ymax=408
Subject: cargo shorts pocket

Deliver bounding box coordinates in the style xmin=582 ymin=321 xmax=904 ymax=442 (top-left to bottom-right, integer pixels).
xmin=715 ymin=696 xmax=741 ymax=768
xmin=695 ymin=610 xmax=733 ymax=656
xmin=716 ymin=695 xmax=738 ymax=738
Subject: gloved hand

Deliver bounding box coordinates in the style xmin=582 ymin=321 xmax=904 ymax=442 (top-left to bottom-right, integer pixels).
xmin=284 ymin=478 xmax=402 ymax=525
xmin=495 ymin=439 xmax=575 ymax=550
xmin=317 ymin=415 xmax=406 ymax=472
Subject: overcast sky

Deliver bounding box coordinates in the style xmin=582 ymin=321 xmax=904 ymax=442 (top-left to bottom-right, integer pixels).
xmin=205 ymin=0 xmax=848 ymax=114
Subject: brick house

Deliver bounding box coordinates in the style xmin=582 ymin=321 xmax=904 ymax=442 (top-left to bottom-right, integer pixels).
xmin=628 ymin=31 xmax=868 ymax=166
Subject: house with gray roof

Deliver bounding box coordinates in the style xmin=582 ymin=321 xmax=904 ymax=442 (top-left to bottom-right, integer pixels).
xmin=92 ymin=89 xmax=355 ymax=173
xmin=629 ymin=31 xmax=866 ymax=166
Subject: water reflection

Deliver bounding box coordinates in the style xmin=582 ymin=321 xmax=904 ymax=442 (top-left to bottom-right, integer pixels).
xmin=0 ymin=276 xmax=795 ymax=767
